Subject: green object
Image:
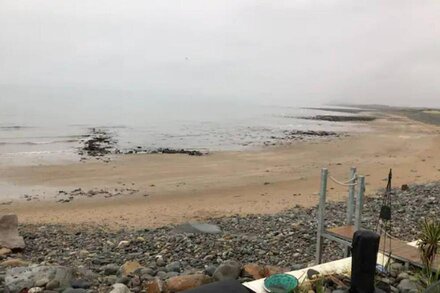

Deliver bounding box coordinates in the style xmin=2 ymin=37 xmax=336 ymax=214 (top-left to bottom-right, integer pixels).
xmin=263 ymin=274 xmax=299 ymax=293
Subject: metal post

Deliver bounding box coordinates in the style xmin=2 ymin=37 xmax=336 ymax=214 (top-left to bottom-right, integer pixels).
xmin=354 ymin=176 xmax=365 ymax=231
xmin=316 ymin=168 xmax=328 ymax=264
xmin=346 ymin=167 xmax=357 ymax=225
xmin=345 ymin=167 xmax=357 ymax=257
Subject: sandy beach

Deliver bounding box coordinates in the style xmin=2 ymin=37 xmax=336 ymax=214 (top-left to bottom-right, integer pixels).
xmin=0 ymin=111 xmax=439 ymax=228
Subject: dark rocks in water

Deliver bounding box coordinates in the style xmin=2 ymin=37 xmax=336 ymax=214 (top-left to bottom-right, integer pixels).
xmin=301 ymin=115 xmax=376 ymax=122
xmin=79 ymin=128 xmax=117 ymax=158
xmin=124 ymin=147 xmax=207 ymax=156
xmin=284 ymin=130 xmax=338 ymax=137
xmin=151 ymin=148 xmax=205 ymax=156
xmin=302 ymin=107 xmax=365 ymax=114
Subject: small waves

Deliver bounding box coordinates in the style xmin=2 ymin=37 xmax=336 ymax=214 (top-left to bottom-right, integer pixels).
xmin=0 ymin=139 xmax=79 ymax=146
xmin=0 ymin=126 xmax=33 ymax=130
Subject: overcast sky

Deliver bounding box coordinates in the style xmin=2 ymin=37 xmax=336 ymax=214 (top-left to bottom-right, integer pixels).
xmin=1 ymin=0 xmax=440 ymax=107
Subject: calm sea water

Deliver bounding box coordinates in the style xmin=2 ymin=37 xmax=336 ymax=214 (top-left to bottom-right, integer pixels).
xmin=0 ymin=97 xmax=364 ymax=164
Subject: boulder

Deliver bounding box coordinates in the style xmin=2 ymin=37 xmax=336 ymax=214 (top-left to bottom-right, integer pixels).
xmin=213 ymin=260 xmax=241 ymax=281
xmin=5 ymin=266 xmax=73 ymax=293
xmin=109 ymin=283 xmax=131 ymax=293
xmin=173 ymin=223 xmax=221 ymax=234
xmin=242 ymin=263 xmax=265 ymax=279
xmin=166 ymin=274 xmax=213 ymax=292
xmin=0 ymin=214 xmax=25 ymax=250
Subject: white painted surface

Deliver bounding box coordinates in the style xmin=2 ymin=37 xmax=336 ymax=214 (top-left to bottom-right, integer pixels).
xmin=243 ymin=253 xmax=389 ymax=293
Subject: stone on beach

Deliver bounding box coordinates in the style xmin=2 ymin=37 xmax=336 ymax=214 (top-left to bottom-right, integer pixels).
xmin=110 ymin=283 xmax=132 ymax=293
xmin=5 ymin=266 xmax=73 ymax=293
xmin=120 ymin=261 xmax=144 ymax=276
xmin=242 ymin=263 xmax=265 ymax=280
xmin=213 ymin=260 xmax=241 ymax=281
xmin=0 ymin=214 xmax=25 ymax=250
xmin=166 ymin=274 xmax=213 ymax=292
xmin=173 ymin=222 xmax=222 ymax=234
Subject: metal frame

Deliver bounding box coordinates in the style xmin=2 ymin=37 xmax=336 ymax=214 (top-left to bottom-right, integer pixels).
xmin=315 ymin=167 xmax=365 ymax=264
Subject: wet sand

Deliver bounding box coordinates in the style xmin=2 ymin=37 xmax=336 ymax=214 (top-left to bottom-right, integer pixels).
xmin=0 ymin=112 xmax=439 ymax=228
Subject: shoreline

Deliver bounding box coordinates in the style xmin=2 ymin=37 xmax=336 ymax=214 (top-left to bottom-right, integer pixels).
xmin=0 ymin=109 xmax=439 ymax=228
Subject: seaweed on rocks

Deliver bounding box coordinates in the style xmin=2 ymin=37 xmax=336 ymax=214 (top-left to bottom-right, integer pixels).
xmin=79 ymin=128 xmax=117 ymax=158
xmin=301 ymin=115 xmax=376 ymax=122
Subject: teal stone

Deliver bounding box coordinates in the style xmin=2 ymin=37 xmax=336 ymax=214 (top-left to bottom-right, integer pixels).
xmin=263 ymin=273 xmax=299 ymax=293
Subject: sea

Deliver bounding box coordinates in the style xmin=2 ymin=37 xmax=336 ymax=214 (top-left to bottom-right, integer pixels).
xmin=0 ymin=97 xmax=366 ymax=165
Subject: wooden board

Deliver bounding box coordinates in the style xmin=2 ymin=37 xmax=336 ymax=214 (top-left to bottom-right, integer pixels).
xmin=326 ymin=225 xmax=439 ymax=269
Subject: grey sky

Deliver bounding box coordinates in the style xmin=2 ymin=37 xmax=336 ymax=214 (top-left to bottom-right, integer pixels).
xmin=1 ymin=0 xmax=440 ymax=107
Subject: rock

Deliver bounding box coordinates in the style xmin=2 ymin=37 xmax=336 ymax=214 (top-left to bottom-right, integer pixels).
xmin=389 ymin=262 xmax=404 ymax=277
xmin=156 ymin=256 xmax=166 ymax=267
xmin=5 ymin=266 xmax=72 ymax=293
xmin=401 ymin=184 xmax=409 ymax=191
xmin=166 ymin=272 xmax=180 ymax=278
xmin=397 ymin=279 xmax=418 ymax=293
xmin=117 ymin=276 xmax=130 ymax=285
xmin=103 ymin=275 xmax=118 ymax=285
xmin=173 ymin=223 xmax=222 ymax=234
xmin=204 ymin=265 xmax=217 ymax=277
xmin=0 ymin=214 xmax=25 ymax=250
xmin=264 ymin=265 xmax=289 ymax=277
xmin=307 ymin=268 xmax=320 ymax=279
xmin=117 ymin=240 xmax=131 ymax=248
xmin=144 ymin=278 xmax=164 ymax=293
xmin=28 ymin=288 xmax=44 ymax=293
xmin=102 ymin=264 xmax=120 ymax=276
xmin=71 ymin=279 xmax=91 ymax=289
xmin=46 ymin=279 xmax=60 ymax=290
xmin=34 ymin=277 xmax=49 ymax=287
xmin=397 ymin=272 xmax=410 ymax=281
xmin=0 ymin=247 xmax=12 ymax=256
xmin=78 ymin=250 xmax=89 ymax=257
xmin=165 ymin=261 xmax=181 ymax=273
xmin=63 ymin=289 xmax=87 ymax=293
xmin=109 ymin=283 xmax=131 ymax=293
xmin=1 ymin=258 xmax=29 ymax=267
xmin=213 ymin=260 xmax=241 ymax=281
xmin=166 ymin=274 xmax=213 ymax=292
xmin=120 ymin=261 xmax=143 ymax=277
xmin=156 ymin=271 xmax=168 ymax=279
xmin=242 ymin=263 xmax=265 ymax=279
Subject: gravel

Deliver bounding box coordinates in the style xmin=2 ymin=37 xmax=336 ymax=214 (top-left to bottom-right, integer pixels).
xmin=1 ymin=182 xmax=438 ymax=292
